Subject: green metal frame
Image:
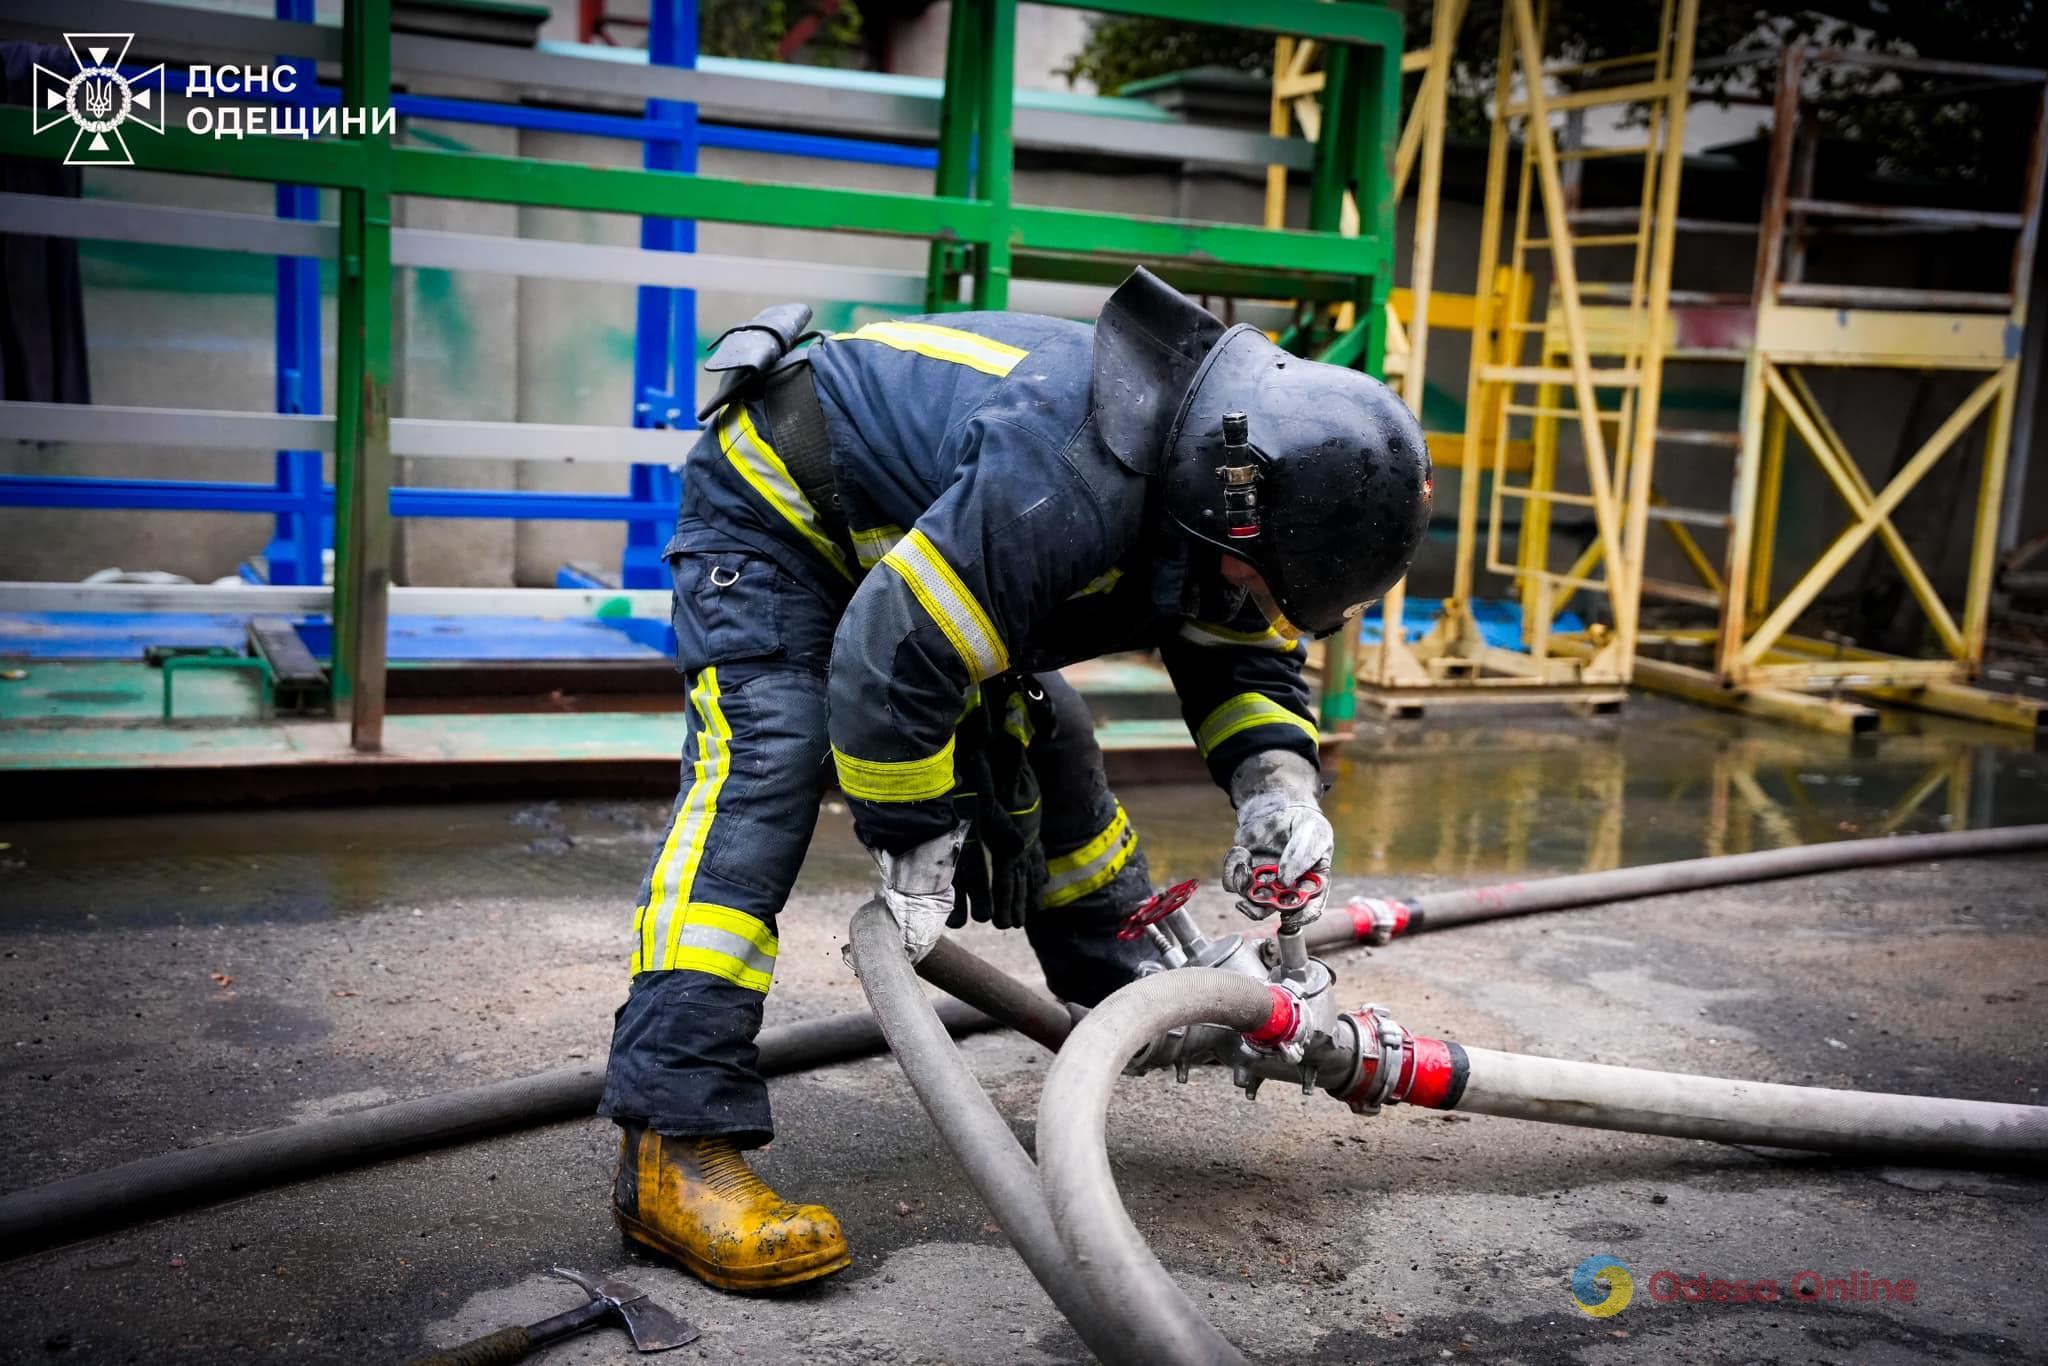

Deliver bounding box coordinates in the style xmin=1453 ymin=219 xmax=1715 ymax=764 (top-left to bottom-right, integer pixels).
xmin=0 ymin=0 xmax=1399 ymax=744
xmin=162 ymin=655 xmax=277 ymax=721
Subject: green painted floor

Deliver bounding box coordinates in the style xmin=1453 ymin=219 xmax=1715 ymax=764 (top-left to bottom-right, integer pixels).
xmin=1 ymin=659 xmax=266 ymax=724
xmin=0 ymin=658 xmax=1196 ymax=773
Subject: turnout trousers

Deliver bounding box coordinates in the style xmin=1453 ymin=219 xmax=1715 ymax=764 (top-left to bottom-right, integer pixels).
xmin=598 ymin=538 xmax=1156 ymax=1146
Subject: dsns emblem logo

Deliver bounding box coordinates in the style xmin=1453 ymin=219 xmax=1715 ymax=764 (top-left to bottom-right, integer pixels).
xmin=1570 ymin=1254 xmax=1634 ymax=1318
xmin=32 ymin=34 xmax=166 ymax=166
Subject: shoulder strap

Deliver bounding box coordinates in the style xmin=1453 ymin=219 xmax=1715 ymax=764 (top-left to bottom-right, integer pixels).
xmin=762 ymin=359 xmax=850 ymax=549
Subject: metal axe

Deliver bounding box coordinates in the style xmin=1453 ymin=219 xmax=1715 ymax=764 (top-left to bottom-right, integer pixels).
xmin=411 ymin=1266 xmax=698 ymax=1364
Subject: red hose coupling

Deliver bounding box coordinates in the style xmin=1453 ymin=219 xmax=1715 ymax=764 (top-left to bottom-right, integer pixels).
xmin=1344 ymin=897 xmax=1413 ymax=946
xmin=1397 ymin=1035 xmax=1465 ymax=1110
xmin=1335 ymin=1008 xmax=1401 ymax=1113
xmin=1243 ymin=985 xmax=1305 ymax=1049
xmin=1335 ymin=1009 xmax=1469 ymax=1113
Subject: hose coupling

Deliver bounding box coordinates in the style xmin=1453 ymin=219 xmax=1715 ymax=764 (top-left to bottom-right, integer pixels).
xmin=1344 ymin=897 xmax=1413 ymax=946
xmin=1327 ymin=1006 xmax=1470 ymax=1115
xmin=1242 ymin=983 xmax=1310 ymax=1056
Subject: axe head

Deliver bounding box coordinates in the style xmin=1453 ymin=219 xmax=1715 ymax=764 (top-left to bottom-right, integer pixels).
xmin=550 ymin=1267 xmax=699 ymax=1352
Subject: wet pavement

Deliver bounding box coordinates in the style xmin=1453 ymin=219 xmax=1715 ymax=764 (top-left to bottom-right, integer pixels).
xmin=1 ymin=695 xmax=2045 ymax=1363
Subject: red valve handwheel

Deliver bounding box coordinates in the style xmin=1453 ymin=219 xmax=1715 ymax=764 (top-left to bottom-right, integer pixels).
xmin=1116 ymin=877 xmax=1200 ymax=941
xmin=1243 ymin=863 xmax=1326 ymax=913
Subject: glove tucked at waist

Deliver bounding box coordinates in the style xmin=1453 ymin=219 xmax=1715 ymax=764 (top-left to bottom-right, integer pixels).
xmin=1223 ymin=749 xmax=1333 ymax=921
xmin=874 ymin=823 xmax=970 ymax=962
xmin=949 ymin=677 xmax=1050 ymax=933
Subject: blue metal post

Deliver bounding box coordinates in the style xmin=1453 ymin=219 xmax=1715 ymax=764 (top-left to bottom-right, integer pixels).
xmin=623 ymin=0 xmax=699 ymax=588
xmin=264 ymin=0 xmax=327 ymax=587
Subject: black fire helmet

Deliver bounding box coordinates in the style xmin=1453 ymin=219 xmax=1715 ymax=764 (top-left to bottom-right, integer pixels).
xmin=1091 ymin=269 xmax=1432 ymax=639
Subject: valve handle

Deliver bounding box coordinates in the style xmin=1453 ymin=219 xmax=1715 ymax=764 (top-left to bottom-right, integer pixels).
xmin=1242 ymin=863 xmax=1326 ymax=914
xmin=1116 ymin=878 xmax=1200 ymax=941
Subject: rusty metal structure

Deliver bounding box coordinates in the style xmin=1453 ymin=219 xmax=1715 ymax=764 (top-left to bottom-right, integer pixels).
xmin=1626 ymin=48 xmax=2048 ymax=735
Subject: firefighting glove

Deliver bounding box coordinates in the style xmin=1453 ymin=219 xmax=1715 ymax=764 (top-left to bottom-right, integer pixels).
xmin=1223 ymin=749 xmax=1333 ymax=920
xmin=947 ymin=706 xmax=1047 ymax=932
xmin=963 ymin=801 xmax=1046 ymax=932
xmin=875 ymin=822 xmax=971 ymax=962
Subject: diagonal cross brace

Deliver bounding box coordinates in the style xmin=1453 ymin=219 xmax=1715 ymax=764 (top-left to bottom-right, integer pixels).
xmin=1736 ymin=367 xmax=2006 ymax=670
xmin=1764 ymin=364 xmax=1966 ymax=660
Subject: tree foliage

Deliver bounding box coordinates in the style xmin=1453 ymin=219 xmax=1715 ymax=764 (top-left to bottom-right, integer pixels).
xmin=1055 ymin=14 xmax=1271 ymax=94
xmin=1060 ymin=1 xmax=2043 ymax=186
xmin=699 ymin=0 xmax=866 ymax=67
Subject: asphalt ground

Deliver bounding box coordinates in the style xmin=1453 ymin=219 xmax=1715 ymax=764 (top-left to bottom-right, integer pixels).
xmin=1 ymin=701 xmax=2045 ymax=1365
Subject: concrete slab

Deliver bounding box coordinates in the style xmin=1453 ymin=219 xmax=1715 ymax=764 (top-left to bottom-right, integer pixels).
xmin=1 ymin=709 xmax=2046 ymax=1362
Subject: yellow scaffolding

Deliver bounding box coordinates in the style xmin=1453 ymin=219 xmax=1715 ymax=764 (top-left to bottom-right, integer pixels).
xmin=1272 ymin=16 xmax=2043 ymax=736
xmin=1436 ymin=0 xmax=1699 ymax=708
xmin=1292 ymin=0 xmax=1701 ymax=716
xmin=1267 ymin=0 xmax=1559 ymax=715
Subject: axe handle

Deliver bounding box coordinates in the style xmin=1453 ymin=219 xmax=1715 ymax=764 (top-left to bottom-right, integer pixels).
xmin=411 ymin=1298 xmax=612 ymax=1366
xmin=407 ymin=1325 xmax=534 ymax=1366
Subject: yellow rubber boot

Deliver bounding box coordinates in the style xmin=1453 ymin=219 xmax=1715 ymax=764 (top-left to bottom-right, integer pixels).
xmin=613 ymin=1124 xmax=851 ymax=1292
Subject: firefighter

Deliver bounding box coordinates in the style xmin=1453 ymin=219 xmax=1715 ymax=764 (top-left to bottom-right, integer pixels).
xmin=600 ymin=268 xmax=1431 ymax=1292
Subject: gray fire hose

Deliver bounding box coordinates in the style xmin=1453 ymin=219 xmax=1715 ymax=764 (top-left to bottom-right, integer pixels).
xmin=0 ymin=1001 xmax=996 ymax=1260
xmin=1452 ymin=1049 xmax=2048 ymax=1161
xmin=1030 ymin=966 xmax=2048 ymax=1366
xmin=847 ymin=902 xmax=1139 ymax=1363
xmin=1037 ymin=969 xmax=1274 ymax=1366
xmin=1310 ymin=822 xmax=2048 ymax=950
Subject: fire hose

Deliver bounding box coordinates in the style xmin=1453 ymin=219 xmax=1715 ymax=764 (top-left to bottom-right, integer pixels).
xmin=846 ymin=905 xmax=1137 ymax=1363
xmin=1307 ymin=822 xmax=2048 ymax=950
xmin=0 ymin=1001 xmax=998 ymax=1259
xmin=853 ymin=825 xmax=2048 ymax=1366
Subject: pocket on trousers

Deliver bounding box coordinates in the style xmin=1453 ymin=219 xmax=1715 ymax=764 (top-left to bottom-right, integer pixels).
xmin=669 ymin=551 xmax=787 ymax=674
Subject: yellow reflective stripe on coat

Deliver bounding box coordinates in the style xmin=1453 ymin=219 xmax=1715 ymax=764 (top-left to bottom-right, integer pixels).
xmin=718 ymin=408 xmax=853 ymax=581
xmin=1178 ymin=618 xmax=1295 ymax=652
xmin=1043 ymin=802 xmax=1139 ymax=908
xmin=882 ymin=529 xmax=1009 ymax=681
xmin=1195 ymin=692 xmax=1319 ymax=756
xmin=834 ymin=320 xmax=1027 ymax=377
xmin=850 ymin=523 xmax=904 ymax=570
xmin=664 ymin=902 xmax=778 ymax=992
xmin=833 ymin=735 xmax=957 ymax=803
xmin=633 ymin=668 xmax=735 ymax=976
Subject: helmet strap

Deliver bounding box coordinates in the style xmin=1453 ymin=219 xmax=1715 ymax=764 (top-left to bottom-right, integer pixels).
xmin=1186 ymin=552 xmax=1250 ymax=622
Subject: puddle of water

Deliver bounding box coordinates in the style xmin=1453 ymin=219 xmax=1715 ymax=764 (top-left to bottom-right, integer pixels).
xmin=0 ymin=698 xmax=2040 ymax=927
xmin=1313 ymin=699 xmax=2048 ymax=880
